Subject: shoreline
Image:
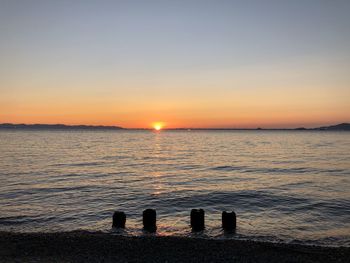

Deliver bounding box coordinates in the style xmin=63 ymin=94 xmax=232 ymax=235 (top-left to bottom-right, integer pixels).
xmin=1 ymin=231 xmax=349 ymax=262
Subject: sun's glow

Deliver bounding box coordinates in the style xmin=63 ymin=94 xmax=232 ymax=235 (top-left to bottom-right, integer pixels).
xmin=153 ymin=122 xmax=163 ymax=131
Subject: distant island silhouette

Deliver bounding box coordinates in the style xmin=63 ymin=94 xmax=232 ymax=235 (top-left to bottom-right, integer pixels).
xmin=0 ymin=123 xmax=349 ymax=131
xmin=315 ymin=123 xmax=350 ymax=131
xmin=0 ymin=123 xmax=123 ymax=130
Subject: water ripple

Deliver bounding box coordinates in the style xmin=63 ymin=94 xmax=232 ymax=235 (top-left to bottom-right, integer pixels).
xmin=0 ymin=130 xmax=349 ymax=246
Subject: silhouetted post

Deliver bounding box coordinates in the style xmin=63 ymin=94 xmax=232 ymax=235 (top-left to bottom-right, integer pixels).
xmin=112 ymin=211 xmax=126 ymax=228
xmin=222 ymin=211 xmax=236 ymax=231
xmin=190 ymin=209 xmax=205 ymax=231
xmin=143 ymin=209 xmax=157 ymax=232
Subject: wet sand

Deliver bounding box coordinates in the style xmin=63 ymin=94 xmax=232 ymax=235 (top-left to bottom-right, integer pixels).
xmin=0 ymin=231 xmax=349 ymax=262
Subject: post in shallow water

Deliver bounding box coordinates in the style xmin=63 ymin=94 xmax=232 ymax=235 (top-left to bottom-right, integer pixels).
xmin=190 ymin=209 xmax=205 ymax=232
xmin=143 ymin=209 xmax=157 ymax=232
xmin=112 ymin=211 xmax=126 ymax=228
xmin=222 ymin=211 xmax=236 ymax=231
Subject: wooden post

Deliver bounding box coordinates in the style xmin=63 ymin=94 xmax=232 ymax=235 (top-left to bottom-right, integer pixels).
xmin=190 ymin=209 xmax=205 ymax=231
xmin=222 ymin=211 xmax=236 ymax=231
xmin=112 ymin=211 xmax=126 ymax=228
xmin=143 ymin=209 xmax=157 ymax=232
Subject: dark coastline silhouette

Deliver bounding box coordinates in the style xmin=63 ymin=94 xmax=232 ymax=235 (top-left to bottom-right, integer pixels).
xmin=0 ymin=123 xmax=123 ymax=130
xmin=0 ymin=123 xmax=349 ymax=131
xmin=316 ymin=123 xmax=350 ymax=131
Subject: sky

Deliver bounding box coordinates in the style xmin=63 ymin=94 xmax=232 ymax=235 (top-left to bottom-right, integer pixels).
xmin=1 ymin=0 xmax=349 ymax=128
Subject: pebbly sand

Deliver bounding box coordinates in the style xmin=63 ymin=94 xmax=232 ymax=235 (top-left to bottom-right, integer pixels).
xmin=0 ymin=231 xmax=349 ymax=262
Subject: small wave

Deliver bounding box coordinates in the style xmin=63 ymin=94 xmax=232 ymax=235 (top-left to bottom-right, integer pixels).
xmin=211 ymin=165 xmax=314 ymax=174
xmin=52 ymin=161 xmax=106 ymax=167
xmin=141 ymin=190 xmax=310 ymax=212
xmin=0 ymin=215 xmax=30 ymax=226
xmin=178 ymin=164 xmax=204 ymax=170
xmin=0 ymin=215 xmax=57 ymax=226
xmin=301 ymin=199 xmax=350 ymax=218
xmin=0 ymin=185 xmax=102 ymax=199
xmin=101 ymin=155 xmax=130 ymax=160
xmin=211 ymin=165 xmax=247 ymax=171
xmin=209 ymin=165 xmax=347 ymax=175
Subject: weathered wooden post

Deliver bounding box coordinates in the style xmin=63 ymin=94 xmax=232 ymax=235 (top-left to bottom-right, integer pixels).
xmin=190 ymin=209 xmax=205 ymax=231
xmin=222 ymin=211 xmax=236 ymax=231
xmin=112 ymin=211 xmax=126 ymax=228
xmin=143 ymin=209 xmax=157 ymax=232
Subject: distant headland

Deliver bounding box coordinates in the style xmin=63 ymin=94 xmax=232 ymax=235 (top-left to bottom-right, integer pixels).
xmin=0 ymin=123 xmax=123 ymax=130
xmin=293 ymin=123 xmax=350 ymax=131
xmin=312 ymin=123 xmax=350 ymax=131
xmin=0 ymin=123 xmax=349 ymax=131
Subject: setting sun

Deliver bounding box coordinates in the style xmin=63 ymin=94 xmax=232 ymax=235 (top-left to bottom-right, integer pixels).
xmin=153 ymin=122 xmax=164 ymax=131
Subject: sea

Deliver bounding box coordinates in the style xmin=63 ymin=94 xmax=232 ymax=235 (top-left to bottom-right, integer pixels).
xmin=0 ymin=130 xmax=349 ymax=246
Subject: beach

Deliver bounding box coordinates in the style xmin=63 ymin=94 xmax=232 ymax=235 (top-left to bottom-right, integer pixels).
xmin=0 ymin=231 xmax=349 ymax=263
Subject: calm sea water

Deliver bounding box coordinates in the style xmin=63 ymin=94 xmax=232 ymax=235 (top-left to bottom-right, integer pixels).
xmin=0 ymin=130 xmax=349 ymax=246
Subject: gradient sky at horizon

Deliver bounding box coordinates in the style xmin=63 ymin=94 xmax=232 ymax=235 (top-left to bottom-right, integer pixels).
xmin=1 ymin=0 xmax=349 ymax=128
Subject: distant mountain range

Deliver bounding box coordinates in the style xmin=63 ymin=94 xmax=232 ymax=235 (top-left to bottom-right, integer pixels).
xmin=0 ymin=123 xmax=349 ymax=131
xmin=0 ymin=123 xmax=123 ymax=130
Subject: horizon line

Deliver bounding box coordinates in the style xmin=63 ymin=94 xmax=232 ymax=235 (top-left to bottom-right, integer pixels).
xmin=0 ymin=122 xmax=349 ymax=130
